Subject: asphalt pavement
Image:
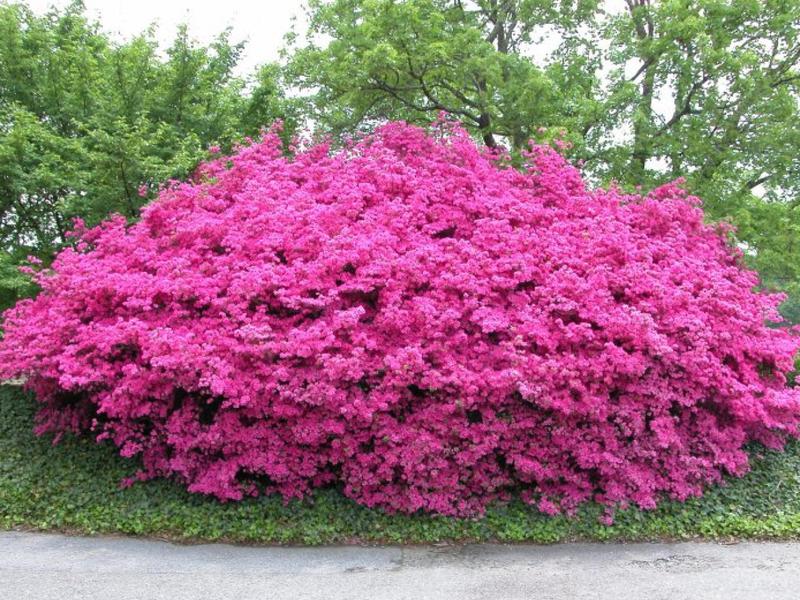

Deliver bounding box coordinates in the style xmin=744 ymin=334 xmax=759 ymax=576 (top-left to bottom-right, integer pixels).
xmin=1 ymin=531 xmax=798 ymax=599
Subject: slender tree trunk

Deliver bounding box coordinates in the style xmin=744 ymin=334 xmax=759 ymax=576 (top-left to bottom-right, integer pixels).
xmin=627 ymin=0 xmax=656 ymax=182
xmin=631 ymin=64 xmax=656 ymax=181
xmin=478 ymin=112 xmax=498 ymax=148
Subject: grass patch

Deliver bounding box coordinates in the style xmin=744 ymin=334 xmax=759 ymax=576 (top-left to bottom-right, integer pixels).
xmin=2 ymin=384 xmax=800 ymax=545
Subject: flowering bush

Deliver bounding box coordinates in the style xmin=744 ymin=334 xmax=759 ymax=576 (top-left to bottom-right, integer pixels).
xmin=2 ymin=121 xmax=799 ymax=517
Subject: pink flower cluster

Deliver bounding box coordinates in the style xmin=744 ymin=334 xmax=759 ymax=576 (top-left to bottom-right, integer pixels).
xmin=2 ymin=121 xmax=799 ymax=517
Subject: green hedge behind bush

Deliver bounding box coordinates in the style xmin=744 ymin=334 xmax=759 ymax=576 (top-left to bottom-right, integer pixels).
xmin=1 ymin=384 xmax=799 ymax=544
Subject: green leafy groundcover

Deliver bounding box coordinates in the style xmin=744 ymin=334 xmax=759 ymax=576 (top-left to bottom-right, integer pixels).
xmin=2 ymin=384 xmax=799 ymax=545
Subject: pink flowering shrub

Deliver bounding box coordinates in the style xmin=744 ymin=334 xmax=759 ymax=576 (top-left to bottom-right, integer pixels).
xmin=2 ymin=121 xmax=799 ymax=517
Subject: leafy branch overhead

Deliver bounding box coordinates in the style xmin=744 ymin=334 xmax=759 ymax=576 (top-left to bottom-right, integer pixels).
xmin=288 ymin=0 xmax=596 ymax=148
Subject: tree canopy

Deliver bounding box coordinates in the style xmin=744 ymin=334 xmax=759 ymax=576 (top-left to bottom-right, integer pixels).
xmin=287 ymin=0 xmax=599 ymax=148
xmin=0 ymin=1 xmax=295 ymax=308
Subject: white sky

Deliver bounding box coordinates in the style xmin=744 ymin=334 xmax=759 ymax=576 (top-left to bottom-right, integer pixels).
xmin=24 ymin=0 xmax=308 ymax=76
xmin=24 ymin=1 xmax=630 ymax=78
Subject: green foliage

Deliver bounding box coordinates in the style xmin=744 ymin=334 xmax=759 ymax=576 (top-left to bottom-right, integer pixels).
xmin=583 ymin=1 xmax=796 ymax=191
xmin=287 ymin=0 xmax=598 ymax=148
xmin=734 ymin=199 xmax=800 ymax=321
xmin=0 ymin=1 xmax=296 ymax=310
xmin=2 ymin=384 xmax=800 ymax=544
xmin=0 ymin=252 xmax=35 ymax=312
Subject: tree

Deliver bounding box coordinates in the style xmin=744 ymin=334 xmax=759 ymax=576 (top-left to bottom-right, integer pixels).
xmin=287 ymin=0 xmax=599 ymax=148
xmin=0 ymin=1 xmax=294 ymax=309
xmin=589 ymin=0 xmax=800 ymax=212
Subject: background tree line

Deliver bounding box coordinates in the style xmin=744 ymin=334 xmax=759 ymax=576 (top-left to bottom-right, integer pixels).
xmin=1 ymin=0 xmax=799 ymax=321
xmin=0 ymin=0 xmax=296 ymax=308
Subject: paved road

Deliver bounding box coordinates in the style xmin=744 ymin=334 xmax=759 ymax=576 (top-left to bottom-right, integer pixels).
xmin=2 ymin=531 xmax=799 ymax=599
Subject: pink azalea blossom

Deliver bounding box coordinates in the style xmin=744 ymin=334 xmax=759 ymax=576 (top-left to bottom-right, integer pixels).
xmin=1 ymin=121 xmax=798 ymax=517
